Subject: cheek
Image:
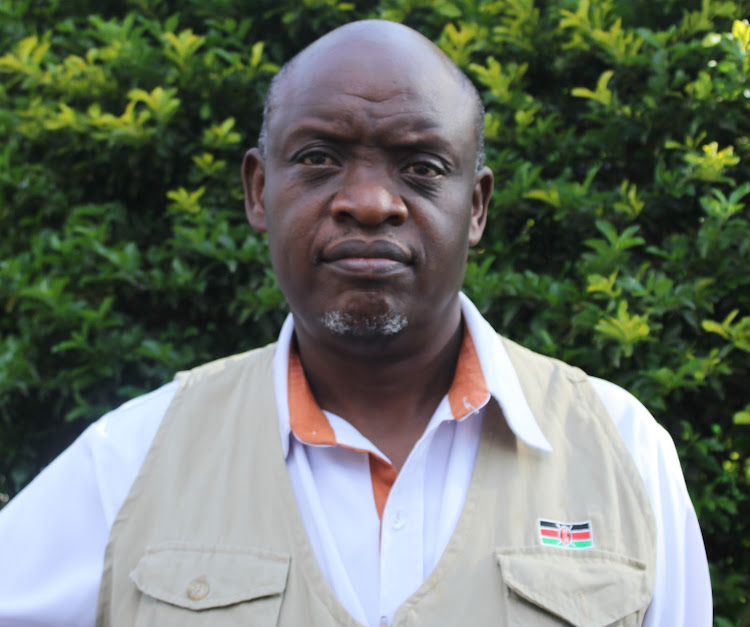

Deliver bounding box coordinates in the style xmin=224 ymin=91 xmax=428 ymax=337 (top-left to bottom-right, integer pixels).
xmin=420 ymin=209 xmax=472 ymax=257
xmin=265 ymin=213 xmax=319 ymax=294
xmin=263 ymin=203 xmax=315 ymax=254
xmin=264 ymin=178 xmax=328 ymax=241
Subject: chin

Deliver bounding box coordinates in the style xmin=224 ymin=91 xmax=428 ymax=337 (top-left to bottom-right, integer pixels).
xmin=320 ymin=309 xmax=409 ymax=338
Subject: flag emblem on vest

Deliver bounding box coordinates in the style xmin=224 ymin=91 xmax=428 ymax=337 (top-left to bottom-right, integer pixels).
xmin=538 ymin=519 xmax=593 ymax=549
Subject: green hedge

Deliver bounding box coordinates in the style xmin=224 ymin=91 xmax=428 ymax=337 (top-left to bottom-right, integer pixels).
xmin=1 ymin=0 xmax=748 ymax=623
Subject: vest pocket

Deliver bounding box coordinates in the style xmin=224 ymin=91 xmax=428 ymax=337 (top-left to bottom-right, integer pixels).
xmin=130 ymin=541 xmax=290 ymax=626
xmin=495 ymin=547 xmax=651 ymax=627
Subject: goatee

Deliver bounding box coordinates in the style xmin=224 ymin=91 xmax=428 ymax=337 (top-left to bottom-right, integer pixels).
xmin=321 ymin=310 xmax=408 ymax=338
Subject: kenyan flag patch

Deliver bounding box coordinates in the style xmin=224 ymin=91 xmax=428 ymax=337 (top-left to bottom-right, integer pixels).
xmin=538 ymin=519 xmax=593 ymax=549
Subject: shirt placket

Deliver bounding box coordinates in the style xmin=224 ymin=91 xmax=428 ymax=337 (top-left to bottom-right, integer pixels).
xmin=378 ymin=429 xmax=431 ymax=624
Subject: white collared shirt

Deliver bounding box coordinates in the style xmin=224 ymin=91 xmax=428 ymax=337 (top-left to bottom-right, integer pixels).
xmin=0 ymin=294 xmax=711 ymax=626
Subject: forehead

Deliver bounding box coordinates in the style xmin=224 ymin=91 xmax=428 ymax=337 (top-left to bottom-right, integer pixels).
xmin=267 ymin=37 xmax=475 ymax=153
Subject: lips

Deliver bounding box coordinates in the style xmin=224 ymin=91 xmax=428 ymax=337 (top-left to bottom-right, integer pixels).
xmin=321 ymin=239 xmax=413 ymax=264
xmin=319 ymin=239 xmax=414 ymax=276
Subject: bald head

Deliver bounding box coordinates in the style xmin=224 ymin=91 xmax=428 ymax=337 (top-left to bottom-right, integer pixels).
xmin=257 ymin=20 xmax=485 ymax=171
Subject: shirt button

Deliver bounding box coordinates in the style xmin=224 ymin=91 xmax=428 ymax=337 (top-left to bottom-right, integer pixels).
xmin=187 ymin=577 xmax=210 ymax=601
xmin=392 ymin=512 xmax=406 ymax=530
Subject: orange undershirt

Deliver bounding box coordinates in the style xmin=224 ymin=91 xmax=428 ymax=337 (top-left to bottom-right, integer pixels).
xmin=287 ymin=325 xmax=488 ymax=520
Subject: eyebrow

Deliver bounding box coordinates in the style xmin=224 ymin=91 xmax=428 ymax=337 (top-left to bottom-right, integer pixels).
xmin=279 ymin=119 xmax=460 ymax=164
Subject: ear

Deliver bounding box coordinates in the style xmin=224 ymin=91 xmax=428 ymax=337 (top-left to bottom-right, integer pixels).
xmin=468 ymin=166 xmax=493 ymax=246
xmin=242 ymin=148 xmax=267 ymax=233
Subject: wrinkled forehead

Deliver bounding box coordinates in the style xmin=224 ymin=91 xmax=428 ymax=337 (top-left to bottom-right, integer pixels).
xmin=268 ymin=35 xmax=473 ymax=146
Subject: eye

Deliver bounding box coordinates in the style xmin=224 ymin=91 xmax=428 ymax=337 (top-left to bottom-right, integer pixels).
xmin=298 ymin=150 xmax=337 ymax=167
xmin=403 ymin=161 xmax=444 ymax=178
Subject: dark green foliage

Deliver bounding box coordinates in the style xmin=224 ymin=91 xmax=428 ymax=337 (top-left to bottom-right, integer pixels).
xmin=1 ymin=0 xmax=748 ymax=623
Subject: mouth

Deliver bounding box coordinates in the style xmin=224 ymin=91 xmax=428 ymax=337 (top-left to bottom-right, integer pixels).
xmin=319 ymin=239 xmax=413 ymax=276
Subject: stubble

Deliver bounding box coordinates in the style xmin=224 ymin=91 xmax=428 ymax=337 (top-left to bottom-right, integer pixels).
xmin=321 ymin=310 xmax=408 ymax=338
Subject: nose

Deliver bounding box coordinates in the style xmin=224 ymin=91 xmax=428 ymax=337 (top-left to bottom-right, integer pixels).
xmin=330 ymin=182 xmax=408 ymax=227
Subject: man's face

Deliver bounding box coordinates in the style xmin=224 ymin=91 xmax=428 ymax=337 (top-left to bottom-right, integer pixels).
xmin=244 ymin=28 xmax=492 ymax=349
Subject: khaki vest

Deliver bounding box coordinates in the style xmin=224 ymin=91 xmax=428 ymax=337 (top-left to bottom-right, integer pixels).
xmin=96 ymin=337 xmax=656 ymax=627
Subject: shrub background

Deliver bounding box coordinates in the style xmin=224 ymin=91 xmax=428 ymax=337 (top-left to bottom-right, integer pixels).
xmin=1 ymin=0 xmax=748 ymax=623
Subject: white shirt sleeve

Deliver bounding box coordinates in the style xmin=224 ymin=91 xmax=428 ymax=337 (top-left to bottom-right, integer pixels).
xmin=0 ymin=382 xmax=177 ymax=627
xmin=590 ymin=377 xmax=713 ymax=626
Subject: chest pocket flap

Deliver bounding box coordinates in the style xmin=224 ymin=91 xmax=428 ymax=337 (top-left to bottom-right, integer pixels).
xmin=130 ymin=542 xmax=290 ymax=610
xmin=496 ymin=547 xmax=651 ymax=627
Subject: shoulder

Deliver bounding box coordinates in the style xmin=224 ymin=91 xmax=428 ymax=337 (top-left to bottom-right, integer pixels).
xmin=175 ymin=342 xmax=278 ymax=388
xmin=497 ymin=333 xmax=686 ymax=497
xmin=75 ymin=380 xmax=183 ymax=524
xmin=94 ymin=380 xmax=180 ymax=441
xmin=498 ymin=335 xmax=589 ymax=385
xmin=588 ymin=377 xmax=684 ymax=487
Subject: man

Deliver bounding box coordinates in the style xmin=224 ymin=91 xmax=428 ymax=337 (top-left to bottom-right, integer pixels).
xmin=0 ymin=20 xmax=711 ymax=626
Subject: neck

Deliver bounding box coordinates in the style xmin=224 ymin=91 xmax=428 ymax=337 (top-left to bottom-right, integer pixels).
xmin=293 ymin=302 xmax=464 ymax=470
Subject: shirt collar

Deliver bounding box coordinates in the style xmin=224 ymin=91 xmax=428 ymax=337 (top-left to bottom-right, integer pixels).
xmin=273 ymin=294 xmax=553 ymax=458
xmin=458 ymin=292 xmax=553 ymax=453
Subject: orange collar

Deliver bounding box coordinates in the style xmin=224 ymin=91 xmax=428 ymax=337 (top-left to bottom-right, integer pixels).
xmin=288 ymin=325 xmax=489 ymax=446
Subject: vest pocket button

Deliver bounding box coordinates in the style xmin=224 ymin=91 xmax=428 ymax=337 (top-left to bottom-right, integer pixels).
xmin=187 ymin=577 xmax=210 ymax=601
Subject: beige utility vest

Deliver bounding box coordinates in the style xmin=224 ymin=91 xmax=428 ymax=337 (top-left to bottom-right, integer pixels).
xmin=97 ymin=337 xmax=656 ymax=627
